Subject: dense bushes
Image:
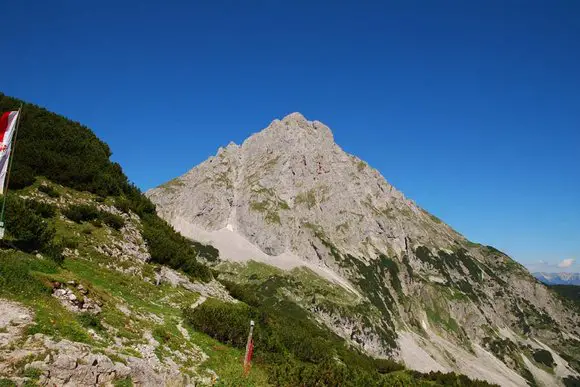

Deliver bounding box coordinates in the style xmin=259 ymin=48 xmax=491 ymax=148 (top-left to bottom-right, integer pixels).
xmin=100 ymin=212 xmax=125 ymax=230
xmin=563 ymin=375 xmax=580 ymax=387
xmin=26 ymin=200 xmax=57 ymax=218
xmin=409 ymin=371 xmax=496 ymax=386
xmin=141 ymin=214 xmax=212 ymax=282
xmin=40 ymin=242 xmax=65 ymax=265
xmin=185 ymin=298 xmax=255 ymax=347
xmin=184 ymin=295 xmax=494 ymax=386
xmin=0 ymin=93 xmax=156 ymax=216
xmin=62 ymin=204 xmax=101 ymax=223
xmin=63 ymin=204 xmax=125 ymax=230
xmin=532 ymin=349 xmax=555 ymax=368
xmin=217 ymin=277 xmax=400 ymax=368
xmin=0 ymin=93 xmax=129 ymax=197
xmin=4 ymin=195 xmax=54 ymax=251
xmin=3 ymin=195 xmax=63 ymax=263
xmin=190 ymin=241 xmax=220 ymax=263
xmin=549 ymin=284 xmax=580 ymax=310
xmin=267 ymin=357 xmax=388 ymax=386
xmin=38 ymin=184 xmax=60 ymax=198
xmin=184 ymin=292 xmax=404 ymax=384
xmin=122 ymin=184 xmax=156 ymax=216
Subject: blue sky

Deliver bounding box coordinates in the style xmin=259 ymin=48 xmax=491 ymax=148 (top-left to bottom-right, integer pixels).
xmin=2 ymin=1 xmax=579 ymax=272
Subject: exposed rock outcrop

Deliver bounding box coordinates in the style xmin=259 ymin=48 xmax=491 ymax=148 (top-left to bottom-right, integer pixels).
xmin=0 ymin=298 xmax=206 ymax=386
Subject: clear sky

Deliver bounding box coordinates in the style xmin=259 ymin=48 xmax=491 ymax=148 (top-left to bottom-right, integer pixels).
xmin=2 ymin=1 xmax=579 ymax=272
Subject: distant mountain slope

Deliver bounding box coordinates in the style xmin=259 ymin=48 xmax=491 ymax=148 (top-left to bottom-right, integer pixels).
xmin=548 ymin=285 xmax=580 ymax=306
xmin=534 ymin=272 xmax=580 ymax=286
xmin=149 ymin=112 xmax=580 ymax=386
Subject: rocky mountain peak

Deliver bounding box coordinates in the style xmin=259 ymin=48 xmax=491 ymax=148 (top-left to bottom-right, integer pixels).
xmin=148 ymin=113 xmax=461 ymax=263
xmin=147 ymin=113 xmax=580 ymax=386
xmin=253 ymin=112 xmax=335 ymax=149
xmin=281 ymin=111 xmax=308 ymax=123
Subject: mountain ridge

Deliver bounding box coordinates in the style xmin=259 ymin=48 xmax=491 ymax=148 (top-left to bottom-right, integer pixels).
xmin=534 ymin=272 xmax=580 ymax=286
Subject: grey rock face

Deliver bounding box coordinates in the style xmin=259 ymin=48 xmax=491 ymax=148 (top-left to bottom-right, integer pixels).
xmin=51 ymin=281 xmax=102 ymax=314
xmin=148 ymin=112 xmax=458 ymax=261
xmin=148 ymin=113 xmax=580 ymax=386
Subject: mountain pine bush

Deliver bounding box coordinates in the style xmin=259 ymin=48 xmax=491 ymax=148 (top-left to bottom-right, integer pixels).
xmin=2 ymin=195 xmax=63 ymax=263
xmin=4 ymin=194 xmax=54 ymax=251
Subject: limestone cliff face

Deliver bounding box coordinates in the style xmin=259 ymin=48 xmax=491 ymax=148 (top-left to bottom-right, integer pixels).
xmin=148 ymin=113 xmax=580 ymax=386
xmin=148 ymin=112 xmax=458 ymax=258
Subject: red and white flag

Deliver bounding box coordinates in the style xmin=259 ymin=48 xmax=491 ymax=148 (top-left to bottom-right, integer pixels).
xmin=0 ymin=111 xmax=20 ymax=194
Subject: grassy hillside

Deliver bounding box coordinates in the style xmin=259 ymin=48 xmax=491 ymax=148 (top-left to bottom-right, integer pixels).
xmin=0 ymin=92 xmax=211 ymax=281
xmin=0 ymin=183 xmax=270 ymax=385
xmin=0 ymin=93 xmax=497 ymax=386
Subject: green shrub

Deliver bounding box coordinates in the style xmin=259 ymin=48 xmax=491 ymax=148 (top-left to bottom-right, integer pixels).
xmin=81 ymin=224 xmax=93 ymax=235
xmin=141 ymin=213 xmax=212 ymax=282
xmin=22 ymin=367 xmax=42 ymax=380
xmin=61 ymin=238 xmax=79 ymax=249
xmin=4 ymin=195 xmax=55 ymax=251
xmin=123 ymin=184 xmax=156 ymax=216
xmin=563 ymin=376 xmax=580 ymax=387
xmin=62 ymin=204 xmax=100 ymax=223
xmin=77 ymin=312 xmax=104 ymax=332
xmin=549 ymin=285 xmax=580 ymax=311
xmin=532 ymin=349 xmax=555 ymax=368
xmin=114 ymin=198 xmax=131 ymax=214
xmin=90 ymin=219 xmax=103 ymax=228
xmin=42 ymin=242 xmax=65 ymax=265
xmin=410 ymin=371 xmax=495 ymax=386
xmin=152 ymin=326 xmax=172 ymax=345
xmin=221 ymin=280 xmax=261 ymax=307
xmin=184 ymin=298 xmax=253 ymax=347
xmin=101 ymin=212 xmax=125 ymax=230
xmin=8 ymin=164 xmax=35 ymax=190
xmin=190 ymin=240 xmax=219 ymax=262
xmin=2 ymin=195 xmax=63 ymax=263
xmin=113 ymin=377 xmax=133 ymax=387
xmin=25 ymin=199 xmax=56 ymax=218
xmin=184 ymin=293 xmax=409 ymax=386
xmin=37 ymin=184 xmax=60 ymax=198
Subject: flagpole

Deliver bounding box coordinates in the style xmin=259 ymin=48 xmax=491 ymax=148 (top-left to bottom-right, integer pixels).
xmin=0 ymin=104 xmax=23 ymax=237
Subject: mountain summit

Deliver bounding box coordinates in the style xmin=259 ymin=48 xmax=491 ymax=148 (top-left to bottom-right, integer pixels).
xmin=149 ymin=112 xmax=457 ymax=261
xmin=148 ymin=113 xmax=580 ymax=386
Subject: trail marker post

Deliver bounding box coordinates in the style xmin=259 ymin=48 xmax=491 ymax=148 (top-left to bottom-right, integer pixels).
xmin=243 ymin=320 xmax=255 ymax=375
